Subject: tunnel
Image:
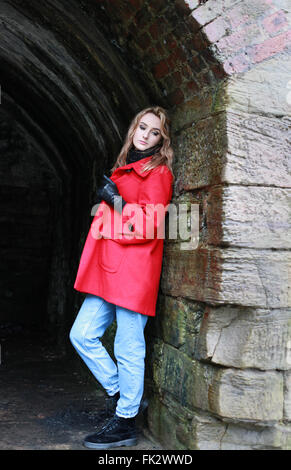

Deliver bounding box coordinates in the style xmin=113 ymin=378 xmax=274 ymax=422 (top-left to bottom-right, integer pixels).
xmin=0 ymin=0 xmax=155 ymax=342
xmin=1 ymin=0 xmax=290 ymax=450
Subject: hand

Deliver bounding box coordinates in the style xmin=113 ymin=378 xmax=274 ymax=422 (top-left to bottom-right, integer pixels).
xmin=96 ymin=175 xmax=127 ymax=213
xmin=95 ymin=175 xmax=116 ymax=203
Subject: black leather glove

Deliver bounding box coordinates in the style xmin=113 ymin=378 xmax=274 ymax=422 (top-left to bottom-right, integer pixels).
xmin=96 ymin=175 xmax=127 ymax=214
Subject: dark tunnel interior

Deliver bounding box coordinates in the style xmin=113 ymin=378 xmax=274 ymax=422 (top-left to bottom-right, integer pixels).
xmin=0 ymin=0 xmax=163 ymax=352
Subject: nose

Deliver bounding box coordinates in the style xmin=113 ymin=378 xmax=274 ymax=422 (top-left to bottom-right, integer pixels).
xmin=142 ymin=129 xmax=150 ymax=139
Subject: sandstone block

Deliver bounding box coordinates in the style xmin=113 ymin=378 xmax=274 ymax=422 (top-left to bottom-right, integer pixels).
xmin=196 ymin=306 xmax=291 ymax=370
xmin=152 ymin=342 xmax=284 ymax=421
xmin=172 ymin=111 xmax=227 ymax=190
xmin=162 ymin=245 xmax=290 ymax=308
xmin=148 ymin=389 xmax=291 ymax=449
xmin=172 ymin=108 xmax=290 ymax=193
xmin=225 ymin=111 xmax=291 ymax=187
xmin=171 ymin=89 xmax=218 ymax=133
xmin=193 ymin=411 xmax=291 ymax=450
xmin=147 ymin=393 xmax=227 ymax=450
xmin=199 ymin=365 xmax=283 ymax=422
xmin=284 ymin=370 xmax=291 ymax=420
xmin=153 ymin=294 xmax=204 ymax=356
xmin=226 ymin=54 xmax=291 ymax=118
xmin=207 ymin=185 xmax=291 ymax=248
xmin=147 ymin=394 xmax=189 ymax=450
xmin=220 ymin=422 xmax=291 ymax=450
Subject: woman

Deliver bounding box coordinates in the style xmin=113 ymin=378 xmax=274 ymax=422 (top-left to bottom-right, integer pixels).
xmin=70 ymin=106 xmax=174 ymax=449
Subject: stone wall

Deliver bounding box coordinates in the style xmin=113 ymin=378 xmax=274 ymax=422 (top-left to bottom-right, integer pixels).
xmin=142 ymin=0 xmax=291 ymax=450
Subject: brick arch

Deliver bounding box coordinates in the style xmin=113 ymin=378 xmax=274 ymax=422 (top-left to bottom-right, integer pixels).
xmin=97 ymin=0 xmax=226 ymax=108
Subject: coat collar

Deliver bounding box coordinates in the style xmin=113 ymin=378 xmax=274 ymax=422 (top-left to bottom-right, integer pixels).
xmin=113 ymin=156 xmax=152 ymax=178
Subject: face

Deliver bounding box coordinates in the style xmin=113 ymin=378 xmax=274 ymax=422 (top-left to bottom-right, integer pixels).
xmin=132 ymin=112 xmax=162 ymax=151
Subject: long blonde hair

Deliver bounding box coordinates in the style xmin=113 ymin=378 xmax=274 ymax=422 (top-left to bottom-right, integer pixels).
xmin=110 ymin=106 xmax=174 ymax=180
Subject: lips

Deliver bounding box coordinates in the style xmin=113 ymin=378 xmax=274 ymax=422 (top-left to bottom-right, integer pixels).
xmin=139 ymin=140 xmax=147 ymax=145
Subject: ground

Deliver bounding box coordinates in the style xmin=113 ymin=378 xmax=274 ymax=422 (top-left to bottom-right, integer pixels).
xmin=0 ymin=324 xmax=163 ymax=451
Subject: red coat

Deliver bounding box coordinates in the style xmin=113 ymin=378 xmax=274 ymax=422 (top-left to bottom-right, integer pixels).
xmin=73 ymin=156 xmax=173 ymax=316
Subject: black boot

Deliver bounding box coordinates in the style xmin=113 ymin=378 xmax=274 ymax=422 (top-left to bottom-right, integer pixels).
xmin=84 ymin=414 xmax=137 ymax=449
xmin=95 ymin=391 xmax=120 ymax=423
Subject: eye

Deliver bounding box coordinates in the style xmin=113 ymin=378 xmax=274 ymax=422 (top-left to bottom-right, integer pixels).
xmin=152 ymin=131 xmax=160 ymax=136
xmin=139 ymin=125 xmax=146 ymax=130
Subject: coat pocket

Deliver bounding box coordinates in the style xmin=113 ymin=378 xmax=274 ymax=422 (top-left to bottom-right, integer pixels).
xmin=98 ymin=239 xmax=125 ymax=273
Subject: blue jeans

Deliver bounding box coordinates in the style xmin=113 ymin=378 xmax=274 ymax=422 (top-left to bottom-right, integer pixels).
xmin=69 ymin=294 xmax=148 ymax=418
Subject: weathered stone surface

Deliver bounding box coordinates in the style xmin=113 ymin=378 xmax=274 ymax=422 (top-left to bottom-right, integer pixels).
xmin=152 ymin=294 xmax=204 ymax=357
xmin=225 ymin=111 xmax=291 ymax=187
xmin=226 ymin=54 xmax=291 ymax=118
xmin=196 ymin=306 xmax=291 ymax=370
xmin=195 ymin=363 xmax=284 ymax=422
xmin=220 ymin=422 xmax=291 ymax=450
xmin=150 ymin=341 xmax=196 ymax=411
xmin=219 ymin=249 xmax=290 ymax=308
xmin=193 ymin=0 xmax=267 ymax=30
xmin=189 ymin=408 xmax=227 ymax=450
xmin=284 ymin=371 xmax=291 ymax=420
xmin=173 ymin=108 xmax=290 ymax=192
xmin=191 ymin=0 xmax=224 ymax=26
xmin=171 ymin=88 xmax=219 ymax=133
xmin=147 ymin=393 xmax=227 ymax=450
xmin=161 ymin=245 xmax=222 ymax=303
xmin=168 ymin=181 xmax=290 ymax=255
xmin=147 ymin=393 xmax=193 ymax=450
xmin=207 ymin=185 xmax=291 ymax=248
xmin=151 ymin=341 xmax=284 ymax=422
xmin=172 ymin=111 xmax=227 ymax=192
xmin=148 ymin=392 xmax=291 ymax=449
xmin=162 ymin=245 xmax=290 ymax=308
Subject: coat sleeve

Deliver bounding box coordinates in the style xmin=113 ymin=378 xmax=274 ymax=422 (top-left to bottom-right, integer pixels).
xmin=96 ymin=166 xmax=173 ymax=245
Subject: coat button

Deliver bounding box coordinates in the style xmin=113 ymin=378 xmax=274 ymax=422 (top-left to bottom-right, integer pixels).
xmin=128 ymin=223 xmax=134 ymax=232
